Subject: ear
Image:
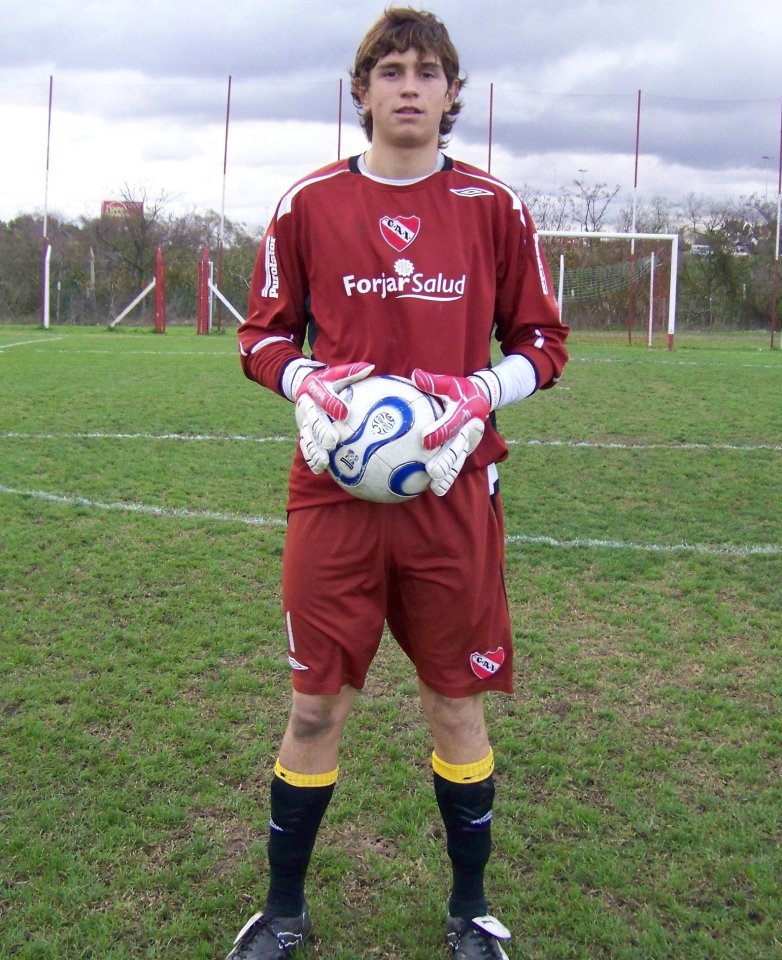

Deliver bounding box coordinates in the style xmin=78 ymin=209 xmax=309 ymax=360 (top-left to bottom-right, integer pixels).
xmin=354 ymin=79 xmax=370 ymax=111
xmin=444 ymin=80 xmax=459 ymax=112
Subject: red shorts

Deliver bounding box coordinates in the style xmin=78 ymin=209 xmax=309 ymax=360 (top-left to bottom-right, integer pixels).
xmin=281 ymin=468 xmax=513 ymax=698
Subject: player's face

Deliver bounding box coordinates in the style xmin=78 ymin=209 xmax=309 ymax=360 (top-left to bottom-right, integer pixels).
xmin=360 ymin=47 xmax=458 ymax=150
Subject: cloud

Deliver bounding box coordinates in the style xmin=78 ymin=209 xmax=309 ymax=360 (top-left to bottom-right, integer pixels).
xmin=0 ymin=0 xmax=779 ymax=225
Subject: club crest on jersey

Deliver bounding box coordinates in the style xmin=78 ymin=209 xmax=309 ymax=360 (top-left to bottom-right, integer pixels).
xmin=470 ymin=647 xmax=506 ymax=679
xmin=379 ymin=215 xmax=420 ymax=252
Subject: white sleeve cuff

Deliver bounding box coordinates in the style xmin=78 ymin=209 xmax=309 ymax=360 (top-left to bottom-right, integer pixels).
xmin=281 ymin=358 xmax=324 ymax=401
xmin=472 ymin=354 xmax=537 ymax=410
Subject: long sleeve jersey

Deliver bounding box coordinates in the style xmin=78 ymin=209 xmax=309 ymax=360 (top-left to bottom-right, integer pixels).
xmin=239 ymin=154 xmax=569 ymax=509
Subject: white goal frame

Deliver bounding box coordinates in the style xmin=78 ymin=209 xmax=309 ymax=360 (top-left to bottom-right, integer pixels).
xmin=539 ymin=230 xmax=680 ymax=349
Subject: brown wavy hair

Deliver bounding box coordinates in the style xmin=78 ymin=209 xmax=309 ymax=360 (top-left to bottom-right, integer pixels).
xmin=350 ymin=7 xmax=466 ymax=148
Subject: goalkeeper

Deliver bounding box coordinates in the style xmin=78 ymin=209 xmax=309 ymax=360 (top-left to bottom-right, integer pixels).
xmin=227 ymin=7 xmax=568 ymax=960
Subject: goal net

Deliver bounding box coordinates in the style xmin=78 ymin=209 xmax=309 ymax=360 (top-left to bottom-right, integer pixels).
xmin=539 ymin=231 xmax=680 ymax=348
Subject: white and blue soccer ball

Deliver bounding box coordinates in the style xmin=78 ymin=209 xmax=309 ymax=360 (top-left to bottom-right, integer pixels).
xmin=327 ymin=375 xmax=443 ymax=503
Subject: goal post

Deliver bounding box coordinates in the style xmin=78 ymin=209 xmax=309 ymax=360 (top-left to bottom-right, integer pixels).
xmin=539 ymin=230 xmax=680 ymax=349
xmin=108 ymin=243 xmax=167 ymax=332
xmin=195 ymin=244 xmax=246 ymax=332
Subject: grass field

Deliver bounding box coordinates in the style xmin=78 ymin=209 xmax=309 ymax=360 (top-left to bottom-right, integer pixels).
xmin=1 ymin=324 xmax=781 ymax=960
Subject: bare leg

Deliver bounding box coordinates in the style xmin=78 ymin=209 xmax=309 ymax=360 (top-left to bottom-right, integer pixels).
xmin=418 ymin=679 xmax=490 ymax=763
xmin=278 ymin=684 xmax=357 ymax=773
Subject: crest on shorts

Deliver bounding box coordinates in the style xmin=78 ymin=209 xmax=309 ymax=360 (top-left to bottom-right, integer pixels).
xmin=469 ymin=647 xmax=506 ymax=679
xmin=379 ymin=215 xmax=420 ymax=252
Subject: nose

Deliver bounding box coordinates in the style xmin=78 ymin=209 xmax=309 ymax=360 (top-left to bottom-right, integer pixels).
xmin=400 ymin=69 xmax=420 ymax=96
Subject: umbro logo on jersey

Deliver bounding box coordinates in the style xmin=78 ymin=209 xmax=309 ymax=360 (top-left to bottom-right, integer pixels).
xmin=469 ymin=647 xmax=506 ymax=679
xmin=450 ymin=187 xmax=495 ymax=198
xmin=379 ymin=215 xmax=420 ymax=252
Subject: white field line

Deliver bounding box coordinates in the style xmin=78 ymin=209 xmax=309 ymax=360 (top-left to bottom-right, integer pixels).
xmin=575 ymin=356 xmax=782 ymax=370
xmin=505 ymin=533 xmax=781 ymax=557
xmin=0 ymin=485 xmax=286 ymax=528
xmin=0 ymin=346 xmax=230 ymax=362
xmin=515 ymin=438 xmax=782 ymax=453
xmin=1 ymin=430 xmax=292 ymax=443
xmin=5 ymin=344 xmax=780 ymax=370
xmin=0 ymin=337 xmax=65 ymax=350
xmin=2 ymin=430 xmax=781 ymax=454
xmin=1 ymin=484 xmax=779 ymax=557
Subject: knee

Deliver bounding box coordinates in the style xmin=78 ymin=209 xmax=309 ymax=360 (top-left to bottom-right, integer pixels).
xmin=288 ymin=697 xmax=344 ymax=743
xmin=429 ymin=693 xmax=485 ymax=740
xmin=421 ymin=689 xmax=490 ymax=762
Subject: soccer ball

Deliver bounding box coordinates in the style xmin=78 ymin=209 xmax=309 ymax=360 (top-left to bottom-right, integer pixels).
xmin=327 ymin=375 xmax=443 ymax=503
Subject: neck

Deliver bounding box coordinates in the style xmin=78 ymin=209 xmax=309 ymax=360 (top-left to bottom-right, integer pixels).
xmin=362 ymin=142 xmax=441 ymax=181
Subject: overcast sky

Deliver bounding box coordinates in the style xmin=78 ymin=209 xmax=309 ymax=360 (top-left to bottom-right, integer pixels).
xmin=0 ymin=0 xmax=779 ymax=229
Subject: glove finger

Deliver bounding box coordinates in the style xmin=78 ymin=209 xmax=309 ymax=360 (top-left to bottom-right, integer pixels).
xmin=413 ymin=367 xmax=461 ymax=397
xmin=425 ymin=430 xmax=469 ymax=480
xmin=326 ymin=361 xmax=375 ymax=393
xmin=311 ymin=363 xmax=375 ymax=421
xmin=298 ymin=426 xmax=329 ymax=474
xmin=430 ymin=474 xmax=455 ymax=497
xmin=296 ymin=397 xmax=337 ymax=474
xmin=425 ymin=430 xmax=470 ymax=496
xmin=463 ymin=417 xmax=486 ymax=455
xmin=294 ymin=394 xmax=316 ymax=431
xmin=296 ymin=395 xmax=340 ymax=450
xmin=422 ymin=403 xmax=475 ymax=451
xmin=304 ymin=380 xmax=350 ymax=421
xmin=310 ymin=411 xmax=341 ymax=451
xmin=411 ymin=368 xmax=438 ymax=395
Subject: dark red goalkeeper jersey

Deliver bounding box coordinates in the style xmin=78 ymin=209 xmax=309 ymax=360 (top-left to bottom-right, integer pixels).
xmin=239 ymin=154 xmax=569 ymax=509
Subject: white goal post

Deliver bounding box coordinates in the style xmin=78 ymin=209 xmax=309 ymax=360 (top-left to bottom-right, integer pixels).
xmin=539 ymin=230 xmax=680 ymax=349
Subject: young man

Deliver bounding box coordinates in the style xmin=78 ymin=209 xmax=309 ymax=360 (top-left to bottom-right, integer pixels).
xmin=228 ymin=8 xmax=568 ymax=959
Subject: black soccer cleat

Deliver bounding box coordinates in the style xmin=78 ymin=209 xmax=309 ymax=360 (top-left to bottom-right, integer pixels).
xmin=446 ymin=914 xmax=511 ymax=959
xmin=225 ymin=904 xmax=312 ymax=959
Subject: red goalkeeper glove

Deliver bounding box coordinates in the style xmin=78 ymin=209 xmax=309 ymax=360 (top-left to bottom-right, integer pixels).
xmin=411 ymin=369 xmax=494 ymax=496
xmin=292 ymin=362 xmax=374 ymax=474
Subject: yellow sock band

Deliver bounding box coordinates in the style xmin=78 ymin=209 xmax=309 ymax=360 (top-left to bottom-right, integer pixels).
xmin=274 ymin=758 xmax=339 ymax=788
xmin=432 ymin=748 xmax=494 ymax=784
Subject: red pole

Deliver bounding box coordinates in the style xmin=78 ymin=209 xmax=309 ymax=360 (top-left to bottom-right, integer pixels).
xmin=337 ymin=78 xmax=343 ymax=160
xmin=154 ymin=244 xmax=166 ymax=333
xmin=633 ymin=89 xmax=641 ymax=194
xmin=218 ymin=76 xmax=232 ymax=335
xmin=197 ymin=244 xmax=210 ymax=334
xmin=770 ymin=98 xmax=781 ymax=348
xmin=627 ymin=89 xmax=641 ymax=344
xmin=487 ymin=83 xmax=494 ymax=174
xmin=41 ymin=76 xmax=53 ymax=329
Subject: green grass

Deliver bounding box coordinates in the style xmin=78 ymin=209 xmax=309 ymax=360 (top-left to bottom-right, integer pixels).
xmin=1 ymin=325 xmax=781 ymax=959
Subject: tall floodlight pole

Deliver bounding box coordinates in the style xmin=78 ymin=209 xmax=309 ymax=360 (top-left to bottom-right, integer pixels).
xmin=218 ymin=75 xmax=232 ymax=333
xmin=627 ymin=89 xmax=641 ymax=344
xmin=632 ymin=90 xmax=641 ymax=237
xmin=337 ymin=78 xmax=343 ymax=159
xmin=487 ymin=83 xmax=494 ymax=175
xmin=41 ymin=76 xmax=53 ymax=329
xmin=772 ymin=99 xmax=782 ymax=349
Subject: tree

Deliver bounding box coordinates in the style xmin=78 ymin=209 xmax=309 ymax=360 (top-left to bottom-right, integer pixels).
xmin=0 ymin=183 xmax=775 ymax=332
xmin=89 ymin=185 xmax=171 ymax=318
xmin=570 ymin=177 xmax=621 ymax=232
xmin=617 ymin=195 xmax=677 ymax=234
xmin=0 ymin=216 xmax=44 ymax=319
xmin=519 ymin=184 xmax=571 ymax=231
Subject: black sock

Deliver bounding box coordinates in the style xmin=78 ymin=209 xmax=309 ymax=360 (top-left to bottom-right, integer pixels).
xmin=434 ymin=772 xmax=495 ymax=920
xmin=263 ymin=773 xmax=335 ymax=917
